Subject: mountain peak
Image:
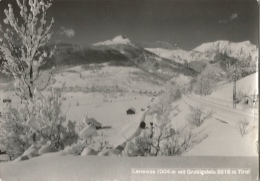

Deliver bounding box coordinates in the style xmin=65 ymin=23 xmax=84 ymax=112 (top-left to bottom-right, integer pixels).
xmin=112 ymin=35 xmax=128 ymax=41
xmin=243 ymin=40 xmax=251 ymax=44
xmin=93 ymin=35 xmax=133 ymax=46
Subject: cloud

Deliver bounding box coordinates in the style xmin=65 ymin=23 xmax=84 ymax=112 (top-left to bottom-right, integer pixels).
xmin=230 ymin=13 xmax=238 ymax=21
xmin=60 ymin=27 xmax=75 ymax=38
xmin=219 ymin=13 xmax=238 ymax=23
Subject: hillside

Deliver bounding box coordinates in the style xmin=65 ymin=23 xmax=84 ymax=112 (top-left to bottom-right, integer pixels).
xmin=210 ymin=72 xmax=258 ymax=105
xmin=92 ymin=36 xmax=197 ymax=78
xmin=52 ymin=64 xmax=164 ymax=92
xmin=145 ymin=48 xmax=216 ymax=64
xmin=34 ymin=36 xmax=197 ymax=83
xmin=0 ymin=39 xmax=257 ymax=84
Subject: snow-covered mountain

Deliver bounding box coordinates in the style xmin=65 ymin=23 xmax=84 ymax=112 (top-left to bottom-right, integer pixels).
xmin=93 ymin=35 xmax=134 ymax=47
xmin=194 ymin=40 xmax=258 ymax=62
xmin=91 ymin=36 xmax=198 ymax=78
xmin=146 ymin=40 xmax=258 ymax=67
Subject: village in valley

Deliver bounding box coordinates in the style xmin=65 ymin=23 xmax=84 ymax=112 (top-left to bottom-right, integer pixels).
xmin=0 ymin=0 xmax=259 ymax=181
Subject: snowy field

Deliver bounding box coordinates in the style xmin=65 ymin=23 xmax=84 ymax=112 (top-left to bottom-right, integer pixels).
xmin=61 ymin=92 xmax=155 ymax=145
xmin=0 ymin=70 xmax=258 ymax=153
xmin=0 ymin=91 xmax=155 ymax=149
xmin=0 ymin=68 xmax=258 ymax=181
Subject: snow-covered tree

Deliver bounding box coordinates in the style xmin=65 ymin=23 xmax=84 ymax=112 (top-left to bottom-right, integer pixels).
xmin=194 ymin=64 xmax=223 ymax=96
xmin=0 ymin=0 xmax=55 ymax=100
xmin=0 ymin=84 xmax=78 ymax=159
xmin=0 ymin=1 xmax=81 ymax=160
xmin=226 ymin=64 xmax=242 ymax=83
xmin=125 ymin=82 xmax=207 ymax=156
xmin=147 ymin=83 xmax=182 ymax=156
xmin=124 ymin=83 xmax=181 ymax=156
xmin=118 ymin=82 xmax=208 ymax=157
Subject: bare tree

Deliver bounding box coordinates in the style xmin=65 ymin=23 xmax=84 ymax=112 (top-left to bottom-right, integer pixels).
xmin=186 ymin=106 xmax=213 ymax=127
xmin=144 ymin=83 xmax=183 ymax=156
xmin=0 ymin=0 xmax=55 ymax=100
xmin=236 ymin=118 xmax=250 ymax=137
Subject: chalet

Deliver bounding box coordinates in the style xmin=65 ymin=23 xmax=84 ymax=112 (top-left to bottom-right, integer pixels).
xmin=126 ymin=108 xmax=136 ymax=115
xmin=85 ymin=118 xmax=102 ymax=129
xmin=0 ymin=150 xmax=6 ymax=155
xmin=3 ymin=99 xmax=11 ymax=103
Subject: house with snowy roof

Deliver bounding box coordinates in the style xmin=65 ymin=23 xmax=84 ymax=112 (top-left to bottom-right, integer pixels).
xmin=2 ymin=99 xmax=11 ymax=103
xmin=126 ymin=108 xmax=136 ymax=115
xmin=85 ymin=117 xmax=102 ymax=129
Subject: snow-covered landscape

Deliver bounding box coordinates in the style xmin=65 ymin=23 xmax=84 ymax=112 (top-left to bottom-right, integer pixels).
xmin=0 ymin=0 xmax=259 ymax=180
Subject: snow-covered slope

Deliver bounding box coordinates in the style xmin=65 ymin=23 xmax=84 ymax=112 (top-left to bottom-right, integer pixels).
xmin=52 ymin=65 xmax=163 ymax=92
xmin=210 ymin=72 xmax=258 ymax=103
xmin=194 ymin=40 xmax=258 ymax=62
xmin=182 ymin=73 xmax=258 ymax=156
xmin=183 ymin=94 xmax=258 ymax=156
xmin=93 ymin=35 xmax=134 ymax=47
xmin=145 ymin=48 xmax=216 ymax=64
xmin=145 ymin=48 xmax=191 ymax=63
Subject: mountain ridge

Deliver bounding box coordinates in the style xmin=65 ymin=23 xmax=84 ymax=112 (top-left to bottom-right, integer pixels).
xmin=145 ymin=40 xmax=258 ymax=65
xmin=193 ymin=40 xmax=258 ymax=62
xmin=0 ymin=36 xmax=257 ymax=84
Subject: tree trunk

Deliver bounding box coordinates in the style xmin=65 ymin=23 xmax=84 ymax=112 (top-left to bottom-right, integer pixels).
xmin=29 ymin=65 xmax=33 ymax=99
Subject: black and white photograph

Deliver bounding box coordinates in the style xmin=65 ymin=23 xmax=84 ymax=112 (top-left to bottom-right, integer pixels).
xmin=0 ymin=0 xmax=259 ymax=180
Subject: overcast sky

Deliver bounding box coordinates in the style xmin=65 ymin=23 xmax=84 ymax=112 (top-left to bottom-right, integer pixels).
xmin=0 ymin=0 xmax=258 ymax=50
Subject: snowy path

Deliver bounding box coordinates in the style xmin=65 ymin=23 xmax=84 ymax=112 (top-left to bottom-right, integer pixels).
xmin=183 ymin=95 xmax=258 ymax=126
